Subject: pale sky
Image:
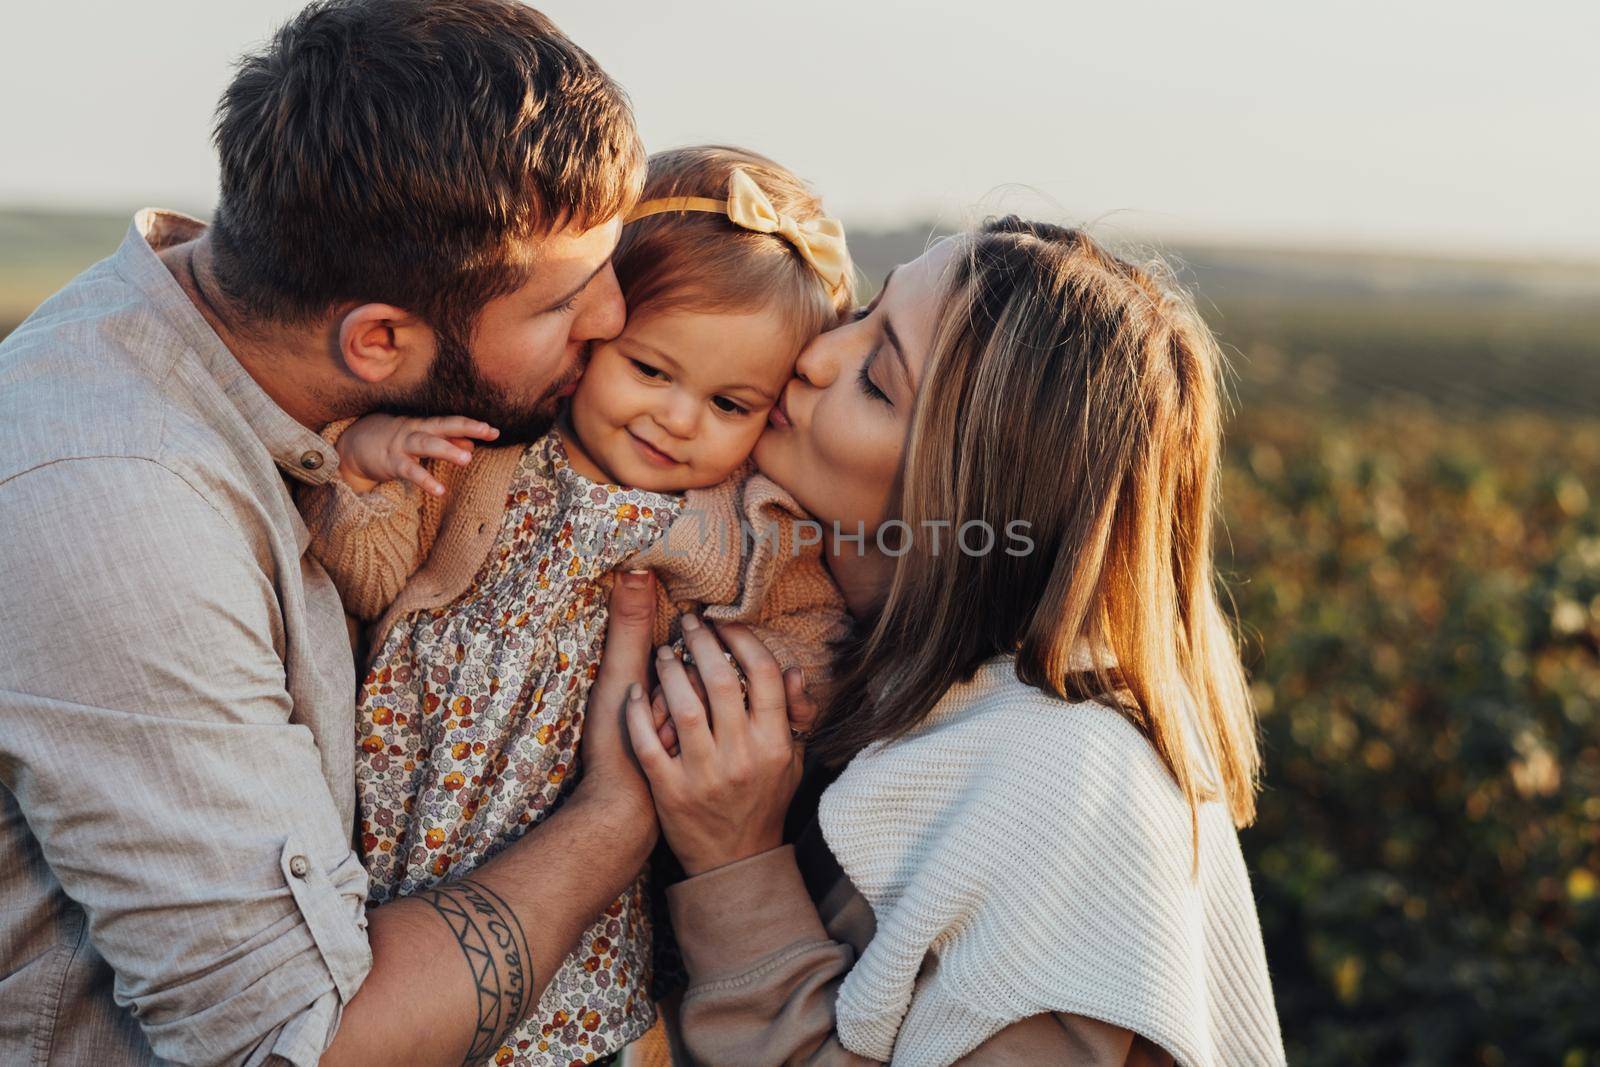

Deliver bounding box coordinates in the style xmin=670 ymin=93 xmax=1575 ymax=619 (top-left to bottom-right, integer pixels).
xmin=2 ymin=0 xmax=1596 ymax=259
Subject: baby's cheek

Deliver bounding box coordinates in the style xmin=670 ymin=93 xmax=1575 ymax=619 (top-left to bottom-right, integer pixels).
xmin=693 ymin=421 xmax=763 ymax=486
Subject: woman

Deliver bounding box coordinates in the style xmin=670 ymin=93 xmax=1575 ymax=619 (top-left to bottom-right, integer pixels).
xmin=623 ymin=218 xmax=1286 ymax=1065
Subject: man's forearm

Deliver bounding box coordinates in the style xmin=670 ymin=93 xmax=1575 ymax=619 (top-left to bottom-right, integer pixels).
xmin=320 ymin=789 xmax=656 ymax=1067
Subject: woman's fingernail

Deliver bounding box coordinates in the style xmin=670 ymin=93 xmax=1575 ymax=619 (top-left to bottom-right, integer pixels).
xmin=785 ymin=667 xmax=804 ymax=686
xmin=628 ymin=682 xmax=643 ymax=700
xmin=680 ymin=614 xmax=700 ymax=631
xmin=656 ymin=645 xmax=674 ymax=660
xmin=621 ymin=568 xmax=649 ymax=588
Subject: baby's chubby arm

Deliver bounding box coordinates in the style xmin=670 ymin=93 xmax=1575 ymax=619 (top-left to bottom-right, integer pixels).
xmin=295 ymin=413 xmax=498 ymax=621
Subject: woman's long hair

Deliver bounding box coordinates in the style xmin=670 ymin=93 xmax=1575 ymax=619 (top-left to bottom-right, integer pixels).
xmin=809 ymin=217 xmax=1261 ymax=834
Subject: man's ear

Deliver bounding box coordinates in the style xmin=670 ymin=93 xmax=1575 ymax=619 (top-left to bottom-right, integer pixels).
xmin=336 ymin=303 xmax=432 ymax=384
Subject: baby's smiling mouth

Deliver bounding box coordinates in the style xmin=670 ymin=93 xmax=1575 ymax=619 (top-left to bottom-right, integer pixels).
xmin=626 ymin=428 xmax=680 ymax=466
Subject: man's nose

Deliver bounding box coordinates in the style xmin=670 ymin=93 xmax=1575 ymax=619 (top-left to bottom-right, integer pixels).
xmin=571 ymin=263 xmax=626 ymax=343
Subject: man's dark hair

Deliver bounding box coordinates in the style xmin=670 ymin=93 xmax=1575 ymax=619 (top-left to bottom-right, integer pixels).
xmin=210 ymin=0 xmax=643 ymax=335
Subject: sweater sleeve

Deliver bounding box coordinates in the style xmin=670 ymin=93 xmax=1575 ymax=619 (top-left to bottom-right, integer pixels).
xmin=294 ymin=418 xmax=439 ymax=622
xmin=667 ymin=847 xmax=1162 ymax=1067
xmin=628 ymin=470 xmax=850 ymax=686
xmin=668 ymin=846 xmax=875 ymax=1067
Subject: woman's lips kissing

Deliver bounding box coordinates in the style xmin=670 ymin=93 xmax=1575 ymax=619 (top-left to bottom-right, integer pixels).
xmin=767 ymin=390 xmax=793 ymax=430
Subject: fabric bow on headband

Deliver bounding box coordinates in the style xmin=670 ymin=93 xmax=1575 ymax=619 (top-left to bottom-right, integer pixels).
xmin=626 ymin=169 xmax=850 ymax=295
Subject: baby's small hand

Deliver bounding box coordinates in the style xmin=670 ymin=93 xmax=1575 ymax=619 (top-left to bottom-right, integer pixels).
xmin=335 ymin=414 xmax=499 ymax=496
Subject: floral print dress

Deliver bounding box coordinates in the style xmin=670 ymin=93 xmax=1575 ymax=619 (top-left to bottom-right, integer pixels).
xmin=356 ymin=430 xmax=681 ymax=1067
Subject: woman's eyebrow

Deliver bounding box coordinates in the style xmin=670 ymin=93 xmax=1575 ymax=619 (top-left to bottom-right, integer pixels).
xmin=882 ymin=317 xmax=910 ymax=386
xmin=863 ymin=266 xmax=898 ymax=315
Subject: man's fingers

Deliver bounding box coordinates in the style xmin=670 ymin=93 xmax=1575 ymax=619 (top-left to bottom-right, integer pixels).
xmin=591 ymin=570 xmax=656 ymax=714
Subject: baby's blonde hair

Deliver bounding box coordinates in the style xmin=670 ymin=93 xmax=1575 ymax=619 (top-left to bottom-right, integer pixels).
xmin=613 ymin=145 xmax=856 ymax=349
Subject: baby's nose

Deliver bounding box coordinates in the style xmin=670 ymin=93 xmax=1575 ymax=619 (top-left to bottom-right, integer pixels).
xmin=655 ymin=394 xmax=700 ymax=437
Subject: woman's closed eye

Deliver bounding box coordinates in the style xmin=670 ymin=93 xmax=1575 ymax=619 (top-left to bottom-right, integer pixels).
xmin=857 ymin=351 xmax=890 ymax=404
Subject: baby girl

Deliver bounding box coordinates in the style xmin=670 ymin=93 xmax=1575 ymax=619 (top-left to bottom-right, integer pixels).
xmin=298 ymin=145 xmax=854 ymax=1066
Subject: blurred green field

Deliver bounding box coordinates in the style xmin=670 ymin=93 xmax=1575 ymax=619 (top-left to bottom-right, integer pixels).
xmin=4 ymin=210 xmax=1599 ymax=1064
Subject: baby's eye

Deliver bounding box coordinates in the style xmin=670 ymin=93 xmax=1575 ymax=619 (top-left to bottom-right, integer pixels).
xmin=712 ymin=396 xmax=750 ymax=415
xmin=631 ymin=360 xmax=667 ymax=380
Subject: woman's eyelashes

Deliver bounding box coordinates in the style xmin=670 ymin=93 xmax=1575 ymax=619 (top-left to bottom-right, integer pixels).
xmin=857 ymin=351 xmax=890 ymax=404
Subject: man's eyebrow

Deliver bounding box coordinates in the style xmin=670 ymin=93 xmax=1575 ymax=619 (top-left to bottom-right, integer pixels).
xmin=539 ymin=255 xmax=613 ymax=313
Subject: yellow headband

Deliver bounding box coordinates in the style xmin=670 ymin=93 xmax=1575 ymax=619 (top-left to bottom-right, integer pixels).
xmin=626 ymin=168 xmax=850 ymax=295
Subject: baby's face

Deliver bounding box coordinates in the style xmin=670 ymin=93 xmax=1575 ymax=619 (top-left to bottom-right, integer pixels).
xmin=568 ymin=304 xmax=799 ymax=492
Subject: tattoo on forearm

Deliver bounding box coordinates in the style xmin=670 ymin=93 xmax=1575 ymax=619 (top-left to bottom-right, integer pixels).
xmin=419 ymin=878 xmax=535 ymax=1065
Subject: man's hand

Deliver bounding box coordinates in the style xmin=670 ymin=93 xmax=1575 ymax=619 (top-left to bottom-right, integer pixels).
xmin=577 ymin=569 xmax=661 ymax=831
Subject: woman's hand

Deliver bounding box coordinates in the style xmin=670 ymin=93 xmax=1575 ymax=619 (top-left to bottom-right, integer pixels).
xmin=624 ymin=615 xmax=813 ymax=877
xmin=334 ymin=413 xmax=499 ymax=496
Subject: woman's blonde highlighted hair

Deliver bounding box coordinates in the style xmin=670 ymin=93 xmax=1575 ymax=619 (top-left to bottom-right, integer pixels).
xmin=613 ymin=145 xmax=856 ymax=346
xmin=811 ymin=217 xmax=1262 ymax=834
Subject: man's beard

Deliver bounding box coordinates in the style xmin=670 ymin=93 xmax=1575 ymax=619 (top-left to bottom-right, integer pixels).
xmin=380 ymin=329 xmax=588 ymax=445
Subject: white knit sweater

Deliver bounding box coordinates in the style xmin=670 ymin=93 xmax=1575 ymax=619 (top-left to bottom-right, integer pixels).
xmin=818 ymin=655 xmax=1286 ymax=1066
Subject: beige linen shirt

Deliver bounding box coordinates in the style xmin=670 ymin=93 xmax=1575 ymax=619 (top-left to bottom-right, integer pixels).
xmin=0 ymin=211 xmax=373 ymax=1065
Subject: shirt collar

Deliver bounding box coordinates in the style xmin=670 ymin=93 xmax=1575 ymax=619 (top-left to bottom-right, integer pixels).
xmin=112 ymin=209 xmax=340 ymax=485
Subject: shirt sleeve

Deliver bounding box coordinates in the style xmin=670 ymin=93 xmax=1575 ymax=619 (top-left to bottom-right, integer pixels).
xmin=0 ymin=457 xmax=373 ymax=1066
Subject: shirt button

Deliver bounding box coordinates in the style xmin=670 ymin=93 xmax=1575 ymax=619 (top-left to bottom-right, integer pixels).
xmin=299 ymin=451 xmax=325 ymax=471
xmin=289 ymin=855 xmax=311 ymax=879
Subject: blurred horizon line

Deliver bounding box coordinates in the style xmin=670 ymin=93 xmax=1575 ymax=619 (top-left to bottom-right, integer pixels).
xmin=5 ymin=199 xmax=1599 ymax=273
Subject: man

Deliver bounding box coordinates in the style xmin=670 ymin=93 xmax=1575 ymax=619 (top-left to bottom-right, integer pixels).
xmin=0 ymin=2 xmax=663 ymax=1063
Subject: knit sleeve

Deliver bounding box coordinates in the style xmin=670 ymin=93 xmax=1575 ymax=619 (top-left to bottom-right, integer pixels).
xmin=667 ymin=846 xmax=875 ymax=1066
xmin=627 ymin=470 xmax=850 ymax=686
xmin=294 ymin=418 xmax=436 ymax=622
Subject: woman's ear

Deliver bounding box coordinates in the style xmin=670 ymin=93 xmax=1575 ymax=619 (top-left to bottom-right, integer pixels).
xmin=336 ymin=303 xmax=430 ymax=384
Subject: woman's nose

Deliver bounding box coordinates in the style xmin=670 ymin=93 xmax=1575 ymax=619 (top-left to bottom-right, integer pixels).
xmin=793 ymin=332 xmax=841 ymax=389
